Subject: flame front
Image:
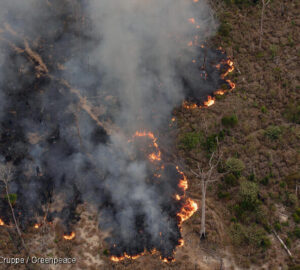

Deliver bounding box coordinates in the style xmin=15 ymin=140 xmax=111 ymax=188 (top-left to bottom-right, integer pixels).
xmin=183 ymin=57 xmax=235 ymax=110
xmin=110 ymin=133 xmax=198 ymax=263
xmin=177 ymin=198 xmax=198 ymax=223
xmin=110 ymin=253 xmax=143 ymax=262
xmin=176 ymin=167 xmax=198 ymax=223
xmin=63 ymin=232 xmax=76 ymax=240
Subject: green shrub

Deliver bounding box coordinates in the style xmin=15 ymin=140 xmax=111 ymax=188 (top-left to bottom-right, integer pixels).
xmin=248 ymin=173 xmax=256 ymax=182
xmin=284 ymin=102 xmax=300 ymax=124
xmin=293 ymin=213 xmax=300 ymax=223
xmin=202 ymin=130 xmax=227 ymax=153
xmin=260 ymin=176 xmax=270 ymax=186
xmin=282 ymin=221 xmax=289 ymax=227
xmin=218 ymin=22 xmax=231 ymax=37
xmin=225 ymin=158 xmax=245 ymax=175
xmin=261 ymin=106 xmax=267 ymax=113
xmin=230 ymin=223 xmax=270 ymax=250
xmin=218 ymin=190 xmax=230 ymax=199
xmin=103 ymin=249 xmax=109 ymax=256
xmin=285 ymin=237 xmax=291 ymax=248
xmin=224 ymin=173 xmax=239 ymax=186
xmin=264 ymin=125 xmax=282 ymax=140
xmin=285 ymin=193 xmax=298 ymax=207
xmin=202 ymin=134 xmax=218 ymax=153
xmin=180 ymin=132 xmax=203 ymax=150
xmin=5 ymin=193 xmax=17 ymax=205
xmin=274 ymin=222 xmax=281 ymax=232
xmin=239 ymin=181 xmax=259 ymax=211
xmin=294 ymin=227 xmax=300 ymax=238
xmin=279 ymin=182 xmax=286 ymax=188
xmin=221 ymin=114 xmax=238 ymax=128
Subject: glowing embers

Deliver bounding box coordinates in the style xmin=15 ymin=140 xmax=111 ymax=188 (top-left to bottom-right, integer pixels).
xmin=63 ymin=231 xmax=76 ymax=240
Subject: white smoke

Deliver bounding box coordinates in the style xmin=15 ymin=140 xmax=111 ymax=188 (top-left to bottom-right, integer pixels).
xmin=0 ymin=0 xmax=217 ymax=258
xmin=86 ymin=0 xmax=215 ymax=130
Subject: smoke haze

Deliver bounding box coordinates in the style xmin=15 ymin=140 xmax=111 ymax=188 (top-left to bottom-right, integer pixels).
xmin=0 ymin=0 xmax=220 ymax=260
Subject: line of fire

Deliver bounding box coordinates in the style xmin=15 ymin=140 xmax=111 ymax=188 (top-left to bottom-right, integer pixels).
xmin=0 ymin=0 xmax=235 ymax=265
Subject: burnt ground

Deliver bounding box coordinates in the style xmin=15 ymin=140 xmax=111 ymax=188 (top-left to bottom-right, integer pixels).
xmin=0 ymin=0 xmax=299 ymax=269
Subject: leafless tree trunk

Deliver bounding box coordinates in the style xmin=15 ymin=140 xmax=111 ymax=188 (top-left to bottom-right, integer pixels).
xmin=259 ymin=0 xmax=271 ymax=50
xmin=0 ymin=164 xmax=28 ymax=252
xmin=200 ymin=178 xmax=207 ymax=238
xmin=272 ymin=229 xmax=293 ymax=259
xmin=191 ymin=147 xmax=222 ymax=240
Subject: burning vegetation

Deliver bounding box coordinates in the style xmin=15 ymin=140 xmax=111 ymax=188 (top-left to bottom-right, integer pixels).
xmin=0 ymin=0 xmax=235 ymax=264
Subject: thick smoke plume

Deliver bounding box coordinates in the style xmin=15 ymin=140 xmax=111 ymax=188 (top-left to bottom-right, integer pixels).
xmin=0 ymin=0 xmax=224 ymax=260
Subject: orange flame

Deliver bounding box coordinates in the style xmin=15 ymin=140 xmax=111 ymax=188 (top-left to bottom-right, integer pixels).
xmin=34 ymin=224 xmax=40 ymax=229
xmin=110 ymin=137 xmax=197 ymax=263
xmin=183 ymin=58 xmax=235 ymax=110
xmin=178 ymin=239 xmax=184 ymax=247
xmin=161 ymin=257 xmax=175 ymax=263
xmin=0 ymin=219 xmax=4 ymax=226
xmin=110 ymin=253 xmax=143 ymax=262
xmin=177 ymin=198 xmax=198 ymax=223
xmin=63 ymin=232 xmax=76 ymax=240
xmin=132 ymin=131 xmax=161 ymax=162
xmin=183 ymin=101 xmax=198 ymax=109
xmin=188 ymin=18 xmax=196 ymax=24
xmin=214 ymin=90 xmax=225 ymax=95
xmin=203 ymin=96 xmax=215 ymax=107
xmin=176 ymin=167 xmax=198 ymax=223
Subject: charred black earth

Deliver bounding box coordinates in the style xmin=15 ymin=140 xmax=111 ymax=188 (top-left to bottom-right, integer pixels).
xmin=0 ymin=0 xmax=232 ymax=261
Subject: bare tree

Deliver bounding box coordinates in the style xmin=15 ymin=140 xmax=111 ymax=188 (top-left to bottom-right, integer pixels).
xmin=272 ymin=228 xmax=293 ymax=259
xmin=191 ymin=148 xmax=222 ymax=240
xmin=0 ymin=164 xmax=28 ymax=252
xmin=259 ymin=0 xmax=271 ymax=50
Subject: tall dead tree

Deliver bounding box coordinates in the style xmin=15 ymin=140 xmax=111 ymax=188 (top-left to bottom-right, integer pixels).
xmin=259 ymin=0 xmax=271 ymax=50
xmin=191 ymin=148 xmax=222 ymax=240
xmin=0 ymin=164 xmax=28 ymax=252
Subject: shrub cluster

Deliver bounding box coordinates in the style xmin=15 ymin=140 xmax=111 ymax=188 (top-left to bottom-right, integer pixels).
xmin=179 ymin=132 xmax=203 ymax=151
xmin=221 ymin=114 xmax=238 ymax=128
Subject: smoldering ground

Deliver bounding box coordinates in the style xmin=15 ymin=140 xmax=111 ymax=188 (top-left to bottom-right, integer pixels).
xmin=0 ymin=0 xmax=228 ymax=260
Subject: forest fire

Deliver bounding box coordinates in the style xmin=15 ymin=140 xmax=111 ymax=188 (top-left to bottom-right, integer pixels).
xmin=108 ymin=134 xmax=198 ymax=263
xmin=0 ymin=0 xmax=233 ymax=266
xmin=203 ymin=96 xmax=215 ymax=107
xmin=183 ymin=57 xmax=235 ymax=110
xmin=63 ymin=232 xmax=76 ymax=240
xmin=132 ymin=131 xmax=162 ymax=162
xmin=177 ymin=198 xmax=198 ymax=223
xmin=110 ymin=253 xmax=142 ymax=262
